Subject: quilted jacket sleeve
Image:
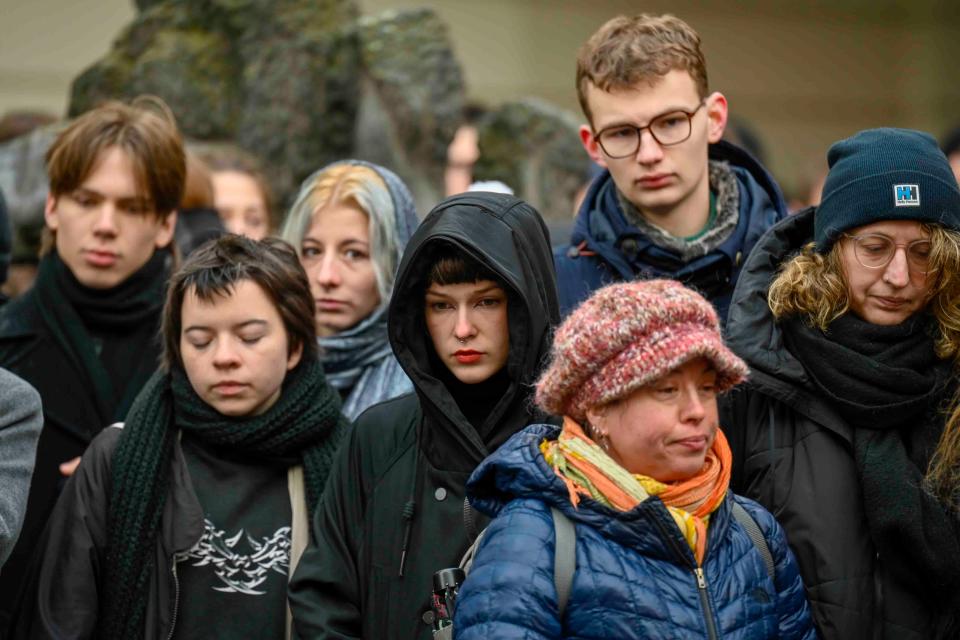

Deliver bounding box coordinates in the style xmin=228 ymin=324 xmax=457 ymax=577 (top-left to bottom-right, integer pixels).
xmin=453 ymin=498 xmax=564 ymax=640
xmin=737 ymin=497 xmax=817 ymax=640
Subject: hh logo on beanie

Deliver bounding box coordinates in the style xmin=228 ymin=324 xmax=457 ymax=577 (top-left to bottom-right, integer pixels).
xmin=894 ymin=184 xmax=920 ymax=207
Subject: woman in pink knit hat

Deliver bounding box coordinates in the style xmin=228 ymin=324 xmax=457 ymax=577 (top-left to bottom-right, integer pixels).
xmin=452 ymin=279 xmax=814 ymax=640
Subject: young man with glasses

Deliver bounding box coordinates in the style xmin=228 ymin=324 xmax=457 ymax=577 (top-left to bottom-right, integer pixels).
xmin=556 ymin=13 xmax=787 ymax=319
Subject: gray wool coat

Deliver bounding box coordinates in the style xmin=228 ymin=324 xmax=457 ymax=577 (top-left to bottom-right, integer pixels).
xmin=0 ymin=367 xmax=42 ymax=567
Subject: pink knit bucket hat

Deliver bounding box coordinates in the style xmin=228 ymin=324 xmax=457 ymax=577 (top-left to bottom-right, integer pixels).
xmin=535 ymin=279 xmax=748 ymax=422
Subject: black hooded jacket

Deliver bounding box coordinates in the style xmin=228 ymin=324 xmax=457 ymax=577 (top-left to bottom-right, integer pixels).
xmin=720 ymin=208 xmax=960 ymax=640
xmin=288 ymin=192 xmax=560 ymax=640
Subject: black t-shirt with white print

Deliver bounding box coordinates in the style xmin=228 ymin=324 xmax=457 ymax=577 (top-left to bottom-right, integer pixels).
xmin=172 ymin=435 xmax=292 ymax=640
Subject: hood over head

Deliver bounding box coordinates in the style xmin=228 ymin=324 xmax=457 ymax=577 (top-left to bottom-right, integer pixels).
xmin=389 ymin=192 xmax=560 ymax=470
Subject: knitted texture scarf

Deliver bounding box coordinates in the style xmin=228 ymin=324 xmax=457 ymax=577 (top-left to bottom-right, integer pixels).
xmin=617 ymin=160 xmax=740 ymax=261
xmin=319 ymin=304 xmax=412 ymax=421
xmin=541 ymin=417 xmax=730 ymax=564
xmin=32 ymin=249 xmax=168 ymax=435
xmin=783 ymin=312 xmax=960 ymax=607
xmin=99 ymin=358 xmax=347 ymax=638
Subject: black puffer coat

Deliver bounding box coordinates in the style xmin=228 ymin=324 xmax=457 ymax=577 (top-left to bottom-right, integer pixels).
xmin=288 ymin=192 xmax=561 ymax=640
xmin=720 ymin=207 xmax=960 ymax=640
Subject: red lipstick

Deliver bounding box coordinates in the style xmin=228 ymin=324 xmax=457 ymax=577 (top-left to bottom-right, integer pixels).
xmin=454 ymin=349 xmax=482 ymax=364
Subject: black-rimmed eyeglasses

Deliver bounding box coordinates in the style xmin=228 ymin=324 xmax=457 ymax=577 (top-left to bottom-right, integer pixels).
xmin=594 ymin=102 xmax=705 ymax=159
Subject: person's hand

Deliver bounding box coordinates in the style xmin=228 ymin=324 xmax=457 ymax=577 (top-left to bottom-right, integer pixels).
xmin=59 ymin=457 xmax=81 ymax=477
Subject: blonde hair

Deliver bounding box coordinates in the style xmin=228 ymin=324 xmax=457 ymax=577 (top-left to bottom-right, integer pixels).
xmin=576 ymin=14 xmax=708 ymax=126
xmin=280 ymin=163 xmax=398 ymax=301
xmin=768 ymin=224 xmax=960 ymax=509
xmin=928 ymin=396 xmax=960 ymax=512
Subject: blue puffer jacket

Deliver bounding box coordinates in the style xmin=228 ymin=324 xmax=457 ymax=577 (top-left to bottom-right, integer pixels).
xmin=454 ymin=423 xmax=816 ymax=640
xmin=554 ymin=140 xmax=786 ymax=320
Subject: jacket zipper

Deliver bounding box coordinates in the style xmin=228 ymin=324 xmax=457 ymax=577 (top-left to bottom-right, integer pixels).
xmin=695 ymin=567 xmax=719 ymax=640
xmin=166 ymin=552 xmax=185 ymax=640
xmin=647 ymin=511 xmax=720 ymax=640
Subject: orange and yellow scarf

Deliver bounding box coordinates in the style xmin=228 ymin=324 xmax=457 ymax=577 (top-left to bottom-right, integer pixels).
xmin=540 ymin=417 xmax=731 ymax=565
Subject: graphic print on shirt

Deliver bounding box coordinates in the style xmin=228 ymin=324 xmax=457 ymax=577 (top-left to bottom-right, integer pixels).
xmin=184 ymin=518 xmax=291 ymax=595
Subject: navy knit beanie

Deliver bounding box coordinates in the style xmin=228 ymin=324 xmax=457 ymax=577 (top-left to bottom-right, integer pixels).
xmin=815 ymin=127 xmax=960 ymax=252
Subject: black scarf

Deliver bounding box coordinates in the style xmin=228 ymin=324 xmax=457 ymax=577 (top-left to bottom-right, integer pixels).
xmin=100 ymin=358 xmax=348 ymax=638
xmin=783 ymin=313 xmax=960 ymax=609
xmin=32 ymin=250 xmax=169 ymax=434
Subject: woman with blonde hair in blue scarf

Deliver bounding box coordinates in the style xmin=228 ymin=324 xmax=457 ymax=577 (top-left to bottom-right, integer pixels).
xmin=282 ymin=161 xmax=418 ymax=420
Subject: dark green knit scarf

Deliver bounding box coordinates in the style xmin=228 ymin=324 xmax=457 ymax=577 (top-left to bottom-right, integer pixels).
xmin=99 ymin=358 xmax=347 ymax=638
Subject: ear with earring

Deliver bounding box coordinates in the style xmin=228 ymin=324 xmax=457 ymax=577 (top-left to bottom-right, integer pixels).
xmin=586 ymin=408 xmax=612 ymax=453
xmin=595 ymin=428 xmax=612 ymax=453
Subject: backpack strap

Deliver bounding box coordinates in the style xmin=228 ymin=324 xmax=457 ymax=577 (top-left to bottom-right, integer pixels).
xmin=550 ymin=507 xmax=576 ymax=618
xmin=731 ymin=500 xmax=775 ymax=582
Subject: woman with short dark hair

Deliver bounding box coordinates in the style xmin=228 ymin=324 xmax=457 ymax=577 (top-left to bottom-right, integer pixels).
xmin=11 ymin=235 xmax=347 ymax=639
xmin=281 ymin=161 xmax=418 ymax=420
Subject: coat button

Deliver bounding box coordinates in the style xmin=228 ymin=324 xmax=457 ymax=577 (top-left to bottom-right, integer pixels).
xmin=434 ymin=487 xmax=447 ymax=501
xmin=422 ymin=610 xmax=435 ymax=625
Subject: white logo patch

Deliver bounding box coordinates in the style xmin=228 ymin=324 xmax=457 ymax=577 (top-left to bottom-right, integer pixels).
xmin=894 ymin=184 xmax=920 ymax=207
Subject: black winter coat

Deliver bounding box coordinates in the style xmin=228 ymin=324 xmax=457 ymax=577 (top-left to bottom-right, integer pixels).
xmin=7 ymin=426 xmax=204 ymax=639
xmin=288 ymin=192 xmax=561 ymax=640
xmin=0 ymin=287 xmax=162 ymax=623
xmin=720 ymin=208 xmax=960 ymax=640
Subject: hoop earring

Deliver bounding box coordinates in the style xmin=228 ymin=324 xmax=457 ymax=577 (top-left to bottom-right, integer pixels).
xmin=591 ymin=426 xmax=611 ymax=452
xmin=599 ymin=432 xmax=611 ymax=453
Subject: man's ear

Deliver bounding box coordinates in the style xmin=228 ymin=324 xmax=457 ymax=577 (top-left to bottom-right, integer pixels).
xmin=154 ymin=211 xmax=177 ymax=250
xmin=705 ymin=91 xmax=728 ymax=144
xmin=579 ymin=125 xmax=608 ymax=168
xmin=44 ymin=194 xmax=60 ymax=231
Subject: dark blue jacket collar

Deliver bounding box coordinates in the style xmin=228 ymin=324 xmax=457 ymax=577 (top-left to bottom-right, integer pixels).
xmin=570 ymin=140 xmax=786 ymax=272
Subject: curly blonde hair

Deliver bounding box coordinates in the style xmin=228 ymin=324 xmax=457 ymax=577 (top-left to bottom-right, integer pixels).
xmin=768 ymin=224 xmax=960 ymax=509
xmin=768 ymin=224 xmax=960 ymax=360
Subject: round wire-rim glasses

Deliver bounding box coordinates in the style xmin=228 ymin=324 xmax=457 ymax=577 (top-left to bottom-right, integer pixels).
xmin=594 ymin=102 xmax=706 ymax=159
xmin=843 ymin=233 xmax=935 ymax=273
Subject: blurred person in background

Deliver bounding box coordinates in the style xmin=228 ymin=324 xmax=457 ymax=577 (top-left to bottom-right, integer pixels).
xmin=0 ymin=187 xmax=11 ymax=306
xmin=0 ymin=97 xmax=183 ymax=626
xmin=281 ymin=161 xmax=418 ymax=420
xmin=174 ymin=150 xmax=225 ymax=257
xmin=445 ymin=103 xmax=488 ymax=197
xmin=723 ymin=128 xmax=960 ymax=639
xmin=940 ymin=124 xmax=960 ymax=185
xmin=200 ymin=146 xmax=274 ymax=240
xmin=556 ymin=14 xmax=787 ymax=321
xmin=0 ymin=110 xmax=59 ymax=300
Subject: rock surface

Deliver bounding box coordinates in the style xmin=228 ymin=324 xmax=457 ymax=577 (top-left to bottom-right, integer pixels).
xmin=474 ymin=98 xmax=593 ymax=221
xmin=0 ymin=0 xmax=589 ymax=244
